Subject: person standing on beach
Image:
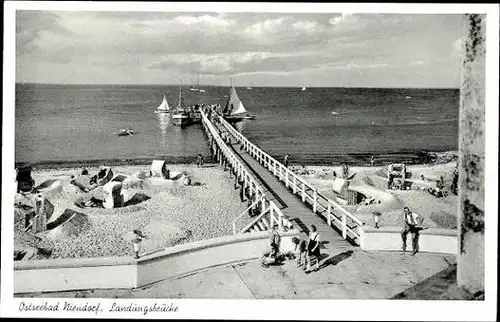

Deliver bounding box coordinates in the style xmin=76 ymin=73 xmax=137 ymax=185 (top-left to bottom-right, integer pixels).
xmin=132 ymin=229 xmax=146 ymax=259
xmin=401 ymin=207 xmax=423 ymax=256
xmin=292 ymin=237 xmax=308 ymax=267
xmin=283 ymin=154 xmax=290 ymax=168
xmin=371 ymin=156 xmax=375 ymax=167
xmin=305 ymin=225 xmax=321 ymax=273
xmin=261 ymin=224 xmax=281 ymax=267
xmin=387 ymin=173 xmax=394 ymax=189
xmin=451 ymin=167 xmax=459 ymax=195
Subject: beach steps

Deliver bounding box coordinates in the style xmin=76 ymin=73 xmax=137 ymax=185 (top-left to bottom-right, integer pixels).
xmin=248 ymin=215 xmax=293 ymax=233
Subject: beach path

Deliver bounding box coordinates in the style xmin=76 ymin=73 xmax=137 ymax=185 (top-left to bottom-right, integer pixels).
xmin=219 ymin=128 xmax=353 ymax=253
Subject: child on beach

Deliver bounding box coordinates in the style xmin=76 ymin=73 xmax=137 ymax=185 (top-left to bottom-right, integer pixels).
xmin=132 ymin=229 xmax=146 ymax=259
xmin=292 ymin=237 xmax=308 ymax=267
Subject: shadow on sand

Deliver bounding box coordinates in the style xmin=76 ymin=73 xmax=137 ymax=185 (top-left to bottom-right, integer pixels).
xmin=318 ymin=250 xmax=354 ymax=270
xmin=124 ymin=193 xmax=151 ymax=207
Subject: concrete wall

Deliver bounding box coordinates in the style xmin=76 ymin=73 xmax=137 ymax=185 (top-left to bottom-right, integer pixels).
xmin=15 ymin=230 xmax=300 ymax=294
xmin=360 ymin=226 xmax=457 ymax=254
xmin=457 ymin=14 xmax=485 ymax=294
xmin=137 ymin=230 xmax=299 ymax=287
xmin=15 ymin=257 xmax=137 ymax=294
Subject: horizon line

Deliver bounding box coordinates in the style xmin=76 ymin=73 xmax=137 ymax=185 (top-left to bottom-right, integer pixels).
xmin=15 ymin=82 xmax=460 ymax=90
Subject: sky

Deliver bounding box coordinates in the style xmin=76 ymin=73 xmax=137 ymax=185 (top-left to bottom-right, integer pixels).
xmin=15 ymin=10 xmax=465 ymax=87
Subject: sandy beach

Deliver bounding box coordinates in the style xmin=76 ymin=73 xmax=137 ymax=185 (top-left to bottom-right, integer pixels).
xmin=14 ymin=150 xmax=458 ymax=261
xmin=15 ymin=163 xmax=249 ymax=259
xmin=291 ymin=159 xmax=458 ymax=229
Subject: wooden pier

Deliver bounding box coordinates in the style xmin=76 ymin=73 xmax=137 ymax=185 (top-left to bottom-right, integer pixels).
xmin=200 ymin=109 xmax=364 ymax=249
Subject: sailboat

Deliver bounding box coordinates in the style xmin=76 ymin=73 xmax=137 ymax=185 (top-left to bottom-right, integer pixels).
xmin=155 ymin=94 xmax=171 ymax=113
xmin=222 ymin=78 xmax=256 ymax=123
xmin=172 ymin=80 xmax=192 ymax=127
xmin=301 ymin=86 xmax=307 ymax=91
xmin=190 ymin=74 xmax=200 ymax=92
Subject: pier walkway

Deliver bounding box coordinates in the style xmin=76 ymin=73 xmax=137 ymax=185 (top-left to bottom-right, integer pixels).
xmin=203 ymin=110 xmax=363 ymax=253
xmin=223 ymin=129 xmax=352 ymax=251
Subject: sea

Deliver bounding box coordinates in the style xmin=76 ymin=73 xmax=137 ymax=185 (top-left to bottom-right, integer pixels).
xmin=14 ymin=83 xmax=459 ymax=167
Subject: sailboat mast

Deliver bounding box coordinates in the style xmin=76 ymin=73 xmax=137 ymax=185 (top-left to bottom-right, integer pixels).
xmin=178 ymin=78 xmax=184 ymax=110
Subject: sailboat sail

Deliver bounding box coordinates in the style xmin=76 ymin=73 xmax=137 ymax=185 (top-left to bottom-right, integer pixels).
xmin=226 ymin=85 xmax=247 ymax=116
xmin=156 ymin=95 xmax=170 ymax=111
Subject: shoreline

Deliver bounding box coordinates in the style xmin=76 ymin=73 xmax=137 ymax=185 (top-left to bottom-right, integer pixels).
xmin=15 ymin=156 xmax=216 ymax=170
xmin=16 ymin=150 xmax=458 ymax=170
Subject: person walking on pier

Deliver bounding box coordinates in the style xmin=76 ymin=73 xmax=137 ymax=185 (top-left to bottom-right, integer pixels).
xmin=283 ymin=154 xmax=290 ymax=168
xmin=196 ymin=154 xmax=204 ymax=167
xmin=305 ymin=225 xmax=321 ymax=273
xmin=401 ymin=207 xmax=424 ymax=256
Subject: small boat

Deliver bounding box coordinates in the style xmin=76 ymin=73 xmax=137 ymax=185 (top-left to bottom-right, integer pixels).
xmin=301 ymin=86 xmax=307 ymax=91
xmin=172 ymin=80 xmax=193 ymax=127
xmin=222 ymin=78 xmax=256 ymax=123
xmin=331 ymin=111 xmax=339 ymax=116
xmin=186 ymin=104 xmax=202 ymax=124
xmin=246 ymin=86 xmax=252 ymax=90
xmin=405 ymin=96 xmax=411 ymax=99
xmin=155 ymin=94 xmax=171 ymax=113
xmin=199 ymin=89 xmax=206 ymax=93
xmin=172 ymin=111 xmax=192 ymax=127
xmin=189 ymin=74 xmax=202 ymax=92
xmin=118 ymin=129 xmax=135 ymax=136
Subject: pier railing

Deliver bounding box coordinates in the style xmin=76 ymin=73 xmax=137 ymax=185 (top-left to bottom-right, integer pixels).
xmin=216 ymin=113 xmax=364 ymax=243
xmin=200 ymin=110 xmax=289 ymax=234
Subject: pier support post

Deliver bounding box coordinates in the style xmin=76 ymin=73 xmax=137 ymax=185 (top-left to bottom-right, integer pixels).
xmin=313 ymin=188 xmax=318 ymax=213
xmin=241 ymin=179 xmax=247 ymax=202
xmin=240 ymin=184 xmax=245 ymax=202
xmin=457 ymin=13 xmax=485 ymax=295
xmin=293 ymin=176 xmax=297 ymax=194
xmin=327 ymin=204 xmax=332 ymax=227
xmin=301 ymin=183 xmax=306 ymax=202
xmin=342 ymin=214 xmax=347 ymax=239
xmin=285 ymin=170 xmax=289 ymax=188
